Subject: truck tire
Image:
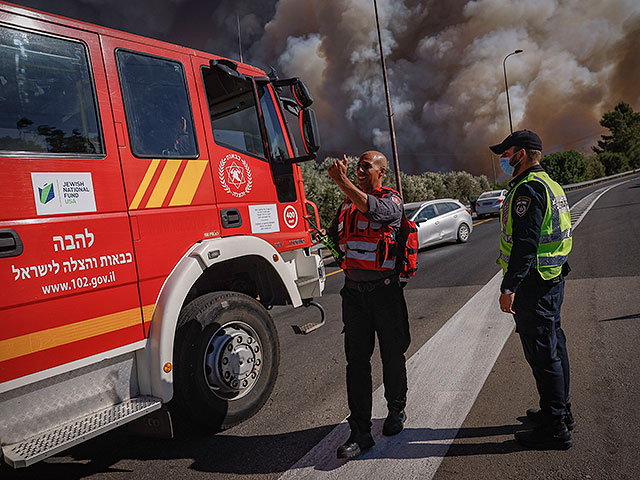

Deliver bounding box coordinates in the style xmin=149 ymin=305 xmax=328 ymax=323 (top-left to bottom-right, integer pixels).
xmin=172 ymin=291 xmax=279 ymax=430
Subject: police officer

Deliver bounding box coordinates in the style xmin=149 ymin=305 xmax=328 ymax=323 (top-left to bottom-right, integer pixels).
xmin=490 ymin=129 xmax=575 ymax=450
xmin=326 ymin=151 xmax=410 ymax=459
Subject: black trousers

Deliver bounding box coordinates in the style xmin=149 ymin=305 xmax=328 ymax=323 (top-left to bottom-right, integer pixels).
xmin=513 ymin=277 xmax=570 ymax=420
xmin=340 ymin=281 xmax=410 ymax=433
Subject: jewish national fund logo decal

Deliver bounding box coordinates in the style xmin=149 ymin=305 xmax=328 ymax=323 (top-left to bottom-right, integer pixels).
xmin=284 ymin=205 xmax=298 ymax=228
xmin=218 ymin=153 xmax=253 ymax=198
xmin=39 ymin=183 xmax=55 ymax=204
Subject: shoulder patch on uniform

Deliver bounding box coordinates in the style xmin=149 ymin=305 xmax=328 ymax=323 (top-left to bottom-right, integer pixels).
xmin=514 ymin=196 xmax=531 ymax=217
xmin=391 ymin=195 xmax=401 ymax=205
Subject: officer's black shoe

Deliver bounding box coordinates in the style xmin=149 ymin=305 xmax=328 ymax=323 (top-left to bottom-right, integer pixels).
xmin=515 ymin=423 xmax=573 ymax=450
xmin=382 ymin=409 xmax=407 ymax=436
xmin=336 ymin=432 xmax=375 ymax=459
xmin=526 ymin=406 xmax=576 ymax=431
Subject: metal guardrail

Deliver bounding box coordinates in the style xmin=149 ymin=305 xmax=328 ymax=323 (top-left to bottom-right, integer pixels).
xmin=562 ymin=168 xmax=640 ymax=191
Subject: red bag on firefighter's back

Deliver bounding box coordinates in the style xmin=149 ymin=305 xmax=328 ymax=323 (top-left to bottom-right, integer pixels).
xmin=398 ymin=209 xmax=418 ymax=278
xmin=379 ymin=186 xmax=418 ymax=278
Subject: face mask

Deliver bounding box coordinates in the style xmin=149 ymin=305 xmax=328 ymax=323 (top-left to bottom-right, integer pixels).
xmin=499 ymin=151 xmax=521 ymax=176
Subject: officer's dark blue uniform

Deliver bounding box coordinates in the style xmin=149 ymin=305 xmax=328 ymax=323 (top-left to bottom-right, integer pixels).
xmin=491 ymin=129 xmax=574 ymax=450
xmin=501 ymin=165 xmax=571 ymax=422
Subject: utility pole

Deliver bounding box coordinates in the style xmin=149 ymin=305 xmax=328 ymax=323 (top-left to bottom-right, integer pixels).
xmin=490 ymin=153 xmax=497 ymax=185
xmin=373 ymin=0 xmax=402 ymax=200
xmin=237 ymin=15 xmax=243 ymax=63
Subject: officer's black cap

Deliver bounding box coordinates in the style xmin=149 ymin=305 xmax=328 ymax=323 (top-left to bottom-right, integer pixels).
xmin=490 ymin=129 xmax=542 ymax=154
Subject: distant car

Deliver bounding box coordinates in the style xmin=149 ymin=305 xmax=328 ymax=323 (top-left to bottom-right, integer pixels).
xmin=404 ymin=199 xmax=473 ymax=248
xmin=475 ymin=189 xmax=507 ymax=217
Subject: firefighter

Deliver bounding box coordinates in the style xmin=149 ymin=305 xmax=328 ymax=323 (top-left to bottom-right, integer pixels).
xmin=490 ymin=129 xmax=575 ymax=450
xmin=326 ymin=151 xmax=410 ymax=459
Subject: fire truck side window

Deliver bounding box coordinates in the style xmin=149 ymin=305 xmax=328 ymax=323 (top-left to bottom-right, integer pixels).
xmin=258 ymin=84 xmax=297 ymax=203
xmin=201 ymin=66 xmax=265 ymax=159
xmin=258 ymin=85 xmax=290 ymax=163
xmin=0 ymin=26 xmax=103 ymax=155
xmin=116 ymin=50 xmax=197 ymax=158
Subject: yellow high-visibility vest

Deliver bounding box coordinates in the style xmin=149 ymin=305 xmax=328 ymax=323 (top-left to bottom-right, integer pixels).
xmin=497 ymin=171 xmax=572 ymax=280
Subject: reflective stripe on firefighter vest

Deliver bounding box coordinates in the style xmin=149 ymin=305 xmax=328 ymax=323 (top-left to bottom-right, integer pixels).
xmin=338 ymin=187 xmax=399 ymax=272
xmin=497 ymin=171 xmax=572 ymax=280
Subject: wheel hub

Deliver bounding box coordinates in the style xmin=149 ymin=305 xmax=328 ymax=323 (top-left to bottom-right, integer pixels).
xmin=204 ymin=323 xmax=263 ymax=399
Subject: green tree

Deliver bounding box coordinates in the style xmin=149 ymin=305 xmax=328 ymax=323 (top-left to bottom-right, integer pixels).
xmin=420 ymin=171 xmax=447 ymax=198
xmin=628 ymin=139 xmax=640 ymax=170
xmin=442 ymin=171 xmax=490 ymax=203
xmin=593 ymin=102 xmax=640 ymax=157
xmin=540 ymin=150 xmax=587 ymax=185
xmin=597 ymin=151 xmax=629 ymax=176
xmin=585 ymin=156 xmax=606 ymax=180
xmin=399 ymin=171 xmax=436 ymax=203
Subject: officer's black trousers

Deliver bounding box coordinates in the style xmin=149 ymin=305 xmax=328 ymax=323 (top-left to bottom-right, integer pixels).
xmin=340 ymin=281 xmax=410 ymax=434
xmin=513 ymin=277 xmax=570 ymax=420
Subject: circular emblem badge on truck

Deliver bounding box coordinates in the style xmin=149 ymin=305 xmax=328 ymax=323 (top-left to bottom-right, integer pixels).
xmin=283 ymin=205 xmax=298 ymax=228
xmin=218 ymin=153 xmax=253 ymax=198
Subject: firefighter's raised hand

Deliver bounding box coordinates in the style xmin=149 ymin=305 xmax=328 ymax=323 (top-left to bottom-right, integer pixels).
xmin=328 ymin=154 xmax=349 ymax=183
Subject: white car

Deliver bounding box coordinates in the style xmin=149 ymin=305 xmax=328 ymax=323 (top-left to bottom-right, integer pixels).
xmin=404 ymin=199 xmax=473 ymax=248
xmin=475 ymin=189 xmax=507 ymax=217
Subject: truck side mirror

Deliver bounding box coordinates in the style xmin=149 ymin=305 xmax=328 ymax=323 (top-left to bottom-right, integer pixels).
xmin=285 ymin=108 xmax=319 ymax=164
xmin=292 ymin=81 xmax=313 ymax=109
xmin=273 ymin=78 xmax=314 ymax=109
xmin=300 ymin=108 xmax=320 ymax=156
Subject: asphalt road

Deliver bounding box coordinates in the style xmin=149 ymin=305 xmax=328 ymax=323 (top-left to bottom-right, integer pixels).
xmin=434 ymin=174 xmax=640 ymax=480
xmin=3 ymin=174 xmax=639 ymax=479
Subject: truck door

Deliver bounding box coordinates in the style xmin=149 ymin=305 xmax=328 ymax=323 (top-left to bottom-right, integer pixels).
xmin=99 ymin=37 xmax=218 ymax=335
xmin=192 ymin=58 xmax=310 ymax=251
xmin=0 ymin=19 xmax=142 ymax=384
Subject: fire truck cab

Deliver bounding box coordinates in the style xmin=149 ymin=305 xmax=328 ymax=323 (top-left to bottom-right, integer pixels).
xmin=0 ymin=1 xmax=324 ymax=468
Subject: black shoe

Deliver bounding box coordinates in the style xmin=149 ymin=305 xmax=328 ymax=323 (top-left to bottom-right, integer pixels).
xmin=382 ymin=409 xmax=407 ymax=436
xmin=526 ymin=407 xmax=576 ymax=431
xmin=336 ymin=432 xmax=375 ymax=459
xmin=515 ymin=423 xmax=573 ymax=450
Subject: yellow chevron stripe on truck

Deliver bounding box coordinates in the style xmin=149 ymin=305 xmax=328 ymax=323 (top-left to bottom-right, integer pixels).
xmin=129 ymin=160 xmax=208 ymax=209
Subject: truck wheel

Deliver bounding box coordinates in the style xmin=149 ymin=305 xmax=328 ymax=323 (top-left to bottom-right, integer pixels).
xmin=172 ymin=291 xmax=279 ymax=430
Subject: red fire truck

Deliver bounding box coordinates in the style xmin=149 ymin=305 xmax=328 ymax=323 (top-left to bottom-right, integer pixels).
xmin=0 ymin=1 xmax=325 ymax=468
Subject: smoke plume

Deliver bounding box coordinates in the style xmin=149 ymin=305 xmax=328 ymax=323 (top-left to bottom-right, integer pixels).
xmin=11 ymin=0 xmax=640 ymax=176
xmin=252 ymin=0 xmax=640 ymax=176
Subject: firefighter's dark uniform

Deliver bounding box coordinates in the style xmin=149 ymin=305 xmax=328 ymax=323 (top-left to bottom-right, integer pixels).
xmin=499 ymin=165 xmax=572 ymax=424
xmin=328 ymin=187 xmax=410 ymax=438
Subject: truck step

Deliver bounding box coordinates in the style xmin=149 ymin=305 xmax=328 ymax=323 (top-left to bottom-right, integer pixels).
xmin=2 ymin=396 xmax=162 ymax=468
xmin=291 ymin=300 xmax=326 ymax=335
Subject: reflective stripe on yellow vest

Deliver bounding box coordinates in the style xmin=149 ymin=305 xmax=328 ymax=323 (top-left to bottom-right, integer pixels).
xmin=497 ymin=171 xmax=572 ymax=280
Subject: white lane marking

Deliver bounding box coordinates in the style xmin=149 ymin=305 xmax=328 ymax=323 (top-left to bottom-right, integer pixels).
xmin=570 ymin=178 xmax=633 ymax=228
xmin=279 ymin=271 xmax=513 ymax=480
